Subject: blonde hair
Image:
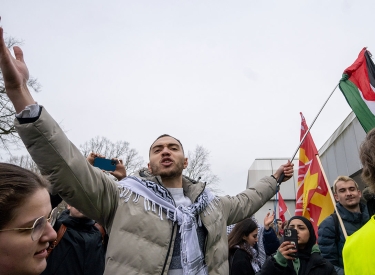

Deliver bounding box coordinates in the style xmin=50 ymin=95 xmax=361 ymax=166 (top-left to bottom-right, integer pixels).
xmin=333 ymin=176 xmax=359 ymax=194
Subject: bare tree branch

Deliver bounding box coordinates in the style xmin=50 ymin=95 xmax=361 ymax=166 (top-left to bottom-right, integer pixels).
xmin=183 ymin=145 xmax=222 ymax=194
xmin=6 ymin=154 xmax=40 ymax=174
xmin=80 ymin=136 xmax=144 ymax=175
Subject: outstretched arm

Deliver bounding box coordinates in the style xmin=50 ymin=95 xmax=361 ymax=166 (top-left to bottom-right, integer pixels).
xmin=0 ymin=24 xmax=35 ymax=112
xmin=224 ymin=161 xmax=294 ymax=225
xmin=1 ymin=24 xmax=119 ymax=228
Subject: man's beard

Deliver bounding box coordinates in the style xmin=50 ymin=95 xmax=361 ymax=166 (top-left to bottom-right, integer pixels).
xmin=150 ymin=160 xmax=185 ymax=179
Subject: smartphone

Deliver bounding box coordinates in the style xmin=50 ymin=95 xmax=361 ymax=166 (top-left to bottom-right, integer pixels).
xmin=93 ymin=158 xmax=117 ymax=172
xmin=284 ymin=228 xmax=298 ymax=258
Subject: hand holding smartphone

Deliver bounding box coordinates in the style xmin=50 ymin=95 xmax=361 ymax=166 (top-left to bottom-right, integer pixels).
xmin=283 ymin=228 xmax=298 ymax=258
xmin=93 ymin=158 xmax=117 ymax=172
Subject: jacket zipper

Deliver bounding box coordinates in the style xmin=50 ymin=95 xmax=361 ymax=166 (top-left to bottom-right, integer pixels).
xmin=195 ymin=182 xmax=209 ymax=258
xmin=161 ymin=222 xmax=176 ymax=274
xmin=157 ymin=177 xmax=177 ymax=275
xmin=159 ymin=178 xmax=208 ymax=274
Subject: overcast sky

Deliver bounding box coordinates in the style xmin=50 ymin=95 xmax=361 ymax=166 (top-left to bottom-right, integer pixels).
xmin=2 ymin=0 xmax=373 ymax=195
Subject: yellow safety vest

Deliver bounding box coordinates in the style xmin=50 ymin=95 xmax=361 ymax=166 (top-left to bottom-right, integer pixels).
xmin=343 ymin=215 xmax=375 ymax=274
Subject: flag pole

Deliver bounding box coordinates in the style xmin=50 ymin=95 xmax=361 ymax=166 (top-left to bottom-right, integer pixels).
xmin=315 ymin=154 xmax=348 ymax=239
xmin=286 ymin=208 xmax=293 ymax=218
xmin=277 ymin=82 xmax=339 ymax=185
xmin=290 ymin=83 xmax=339 ymax=162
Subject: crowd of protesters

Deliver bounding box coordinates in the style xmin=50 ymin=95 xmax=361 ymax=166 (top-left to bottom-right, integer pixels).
xmin=1 ymin=22 xmax=375 ymax=275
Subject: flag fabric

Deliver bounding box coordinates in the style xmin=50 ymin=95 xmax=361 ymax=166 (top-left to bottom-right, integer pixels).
xmin=278 ymin=193 xmax=287 ymax=223
xmin=295 ymin=113 xmax=335 ymax=236
xmin=339 ymin=47 xmax=375 ymax=133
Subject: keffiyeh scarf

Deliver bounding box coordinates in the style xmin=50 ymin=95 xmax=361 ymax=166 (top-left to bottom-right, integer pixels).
xmin=118 ymin=176 xmax=218 ymax=275
xmin=236 ymin=226 xmax=267 ymax=273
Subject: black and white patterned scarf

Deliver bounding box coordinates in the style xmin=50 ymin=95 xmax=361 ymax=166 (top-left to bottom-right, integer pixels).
xmin=235 ymin=226 xmax=267 ymax=273
xmin=118 ymin=176 xmax=218 ymax=275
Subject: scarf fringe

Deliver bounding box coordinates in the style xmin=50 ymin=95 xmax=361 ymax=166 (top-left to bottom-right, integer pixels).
xmin=118 ymin=177 xmax=212 ymax=275
xmin=121 ymin=187 xmax=176 ymax=221
xmin=119 ymin=186 xmax=220 ymax=224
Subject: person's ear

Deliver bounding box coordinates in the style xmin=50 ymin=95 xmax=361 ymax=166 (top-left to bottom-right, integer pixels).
xmin=334 ymin=193 xmax=339 ymax=202
xmin=183 ymin=158 xmax=188 ymax=169
xmin=147 ymin=163 xmax=152 ymax=173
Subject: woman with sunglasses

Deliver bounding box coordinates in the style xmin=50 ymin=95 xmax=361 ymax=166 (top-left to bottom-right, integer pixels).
xmin=0 ymin=163 xmax=57 ymax=275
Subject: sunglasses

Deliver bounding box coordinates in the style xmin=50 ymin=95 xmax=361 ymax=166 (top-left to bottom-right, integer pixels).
xmin=0 ymin=207 xmax=58 ymax=241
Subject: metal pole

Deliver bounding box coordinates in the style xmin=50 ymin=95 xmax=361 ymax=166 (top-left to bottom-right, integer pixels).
xmin=277 ymin=82 xmax=339 ymax=185
xmin=289 ymin=82 xmax=340 ymax=162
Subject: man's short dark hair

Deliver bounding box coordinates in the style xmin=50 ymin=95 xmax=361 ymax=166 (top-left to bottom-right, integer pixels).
xmin=149 ymin=134 xmax=184 ymax=155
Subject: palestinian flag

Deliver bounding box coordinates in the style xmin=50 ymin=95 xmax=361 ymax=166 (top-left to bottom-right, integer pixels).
xmin=339 ymin=48 xmax=375 ymax=133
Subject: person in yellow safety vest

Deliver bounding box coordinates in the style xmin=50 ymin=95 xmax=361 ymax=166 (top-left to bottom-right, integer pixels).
xmin=343 ymin=128 xmax=375 ymax=275
xmin=342 ymin=216 xmax=375 ymax=275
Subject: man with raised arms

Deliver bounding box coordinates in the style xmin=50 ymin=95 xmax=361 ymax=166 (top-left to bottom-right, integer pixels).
xmin=0 ymin=24 xmax=294 ymax=275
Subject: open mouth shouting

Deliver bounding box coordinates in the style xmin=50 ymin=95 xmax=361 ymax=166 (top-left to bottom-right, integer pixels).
xmin=161 ymin=157 xmax=174 ymax=167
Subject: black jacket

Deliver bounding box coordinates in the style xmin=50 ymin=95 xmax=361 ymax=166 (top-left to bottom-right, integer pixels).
xmin=41 ymin=210 xmax=105 ymax=275
xmin=260 ymin=252 xmax=337 ymax=275
xmin=263 ymin=228 xmax=279 ymax=256
xmin=229 ymin=227 xmax=278 ymax=275
xmin=230 ymin=249 xmax=256 ymax=275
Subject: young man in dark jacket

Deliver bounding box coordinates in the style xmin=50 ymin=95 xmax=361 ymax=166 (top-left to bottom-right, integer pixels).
xmin=317 ymin=176 xmax=369 ymax=275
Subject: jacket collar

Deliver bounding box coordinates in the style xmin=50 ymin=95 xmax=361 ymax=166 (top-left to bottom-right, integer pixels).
xmin=134 ymin=168 xmax=206 ymax=203
xmin=336 ymin=202 xmax=370 ymax=222
xmin=59 ymin=209 xmax=96 ymax=229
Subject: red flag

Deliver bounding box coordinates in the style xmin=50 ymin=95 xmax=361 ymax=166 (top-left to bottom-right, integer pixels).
xmin=278 ymin=193 xmax=287 ymax=222
xmin=295 ymin=113 xmax=334 ymax=236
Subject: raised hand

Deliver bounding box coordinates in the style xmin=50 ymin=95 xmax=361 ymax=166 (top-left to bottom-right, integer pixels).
xmin=273 ymin=160 xmax=294 ymax=182
xmin=264 ymin=211 xmax=275 ymax=230
xmin=87 ymin=152 xmax=105 ymax=165
xmin=87 ymin=153 xmax=127 ymax=181
xmin=0 ymin=23 xmax=35 ymax=112
xmin=109 ymin=158 xmax=127 ymax=181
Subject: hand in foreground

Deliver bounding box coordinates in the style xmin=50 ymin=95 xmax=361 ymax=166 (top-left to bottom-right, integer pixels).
xmin=0 ymin=23 xmax=35 ymax=112
xmin=87 ymin=153 xmax=127 ymax=181
xmin=278 ymin=241 xmax=297 ymax=260
xmin=273 ymin=160 xmax=294 ymax=182
xmin=264 ymin=211 xmax=275 ymax=230
xmin=109 ymin=158 xmax=126 ymax=181
xmin=87 ymin=152 xmax=105 ymax=165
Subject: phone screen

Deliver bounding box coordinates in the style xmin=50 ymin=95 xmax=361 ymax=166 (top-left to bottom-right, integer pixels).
xmin=93 ymin=158 xmax=117 ymax=172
